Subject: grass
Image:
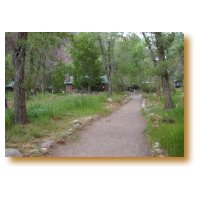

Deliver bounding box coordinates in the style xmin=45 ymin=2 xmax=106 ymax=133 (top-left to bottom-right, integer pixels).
xmin=142 ymin=88 xmax=184 ymax=157
xmin=5 ymin=92 xmax=126 ymax=152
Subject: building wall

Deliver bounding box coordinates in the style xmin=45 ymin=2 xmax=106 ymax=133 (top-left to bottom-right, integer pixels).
xmin=65 ymin=85 xmax=73 ymax=93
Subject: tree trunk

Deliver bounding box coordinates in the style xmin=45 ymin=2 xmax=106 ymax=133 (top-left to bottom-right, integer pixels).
xmin=13 ymin=32 xmax=28 ymax=124
xmin=142 ymin=32 xmax=162 ymax=103
xmin=97 ymin=34 xmax=112 ymax=97
xmin=88 ymin=84 xmax=91 ymax=94
xmin=155 ymin=32 xmax=173 ymax=109
xmin=156 ymin=78 xmax=161 ymax=105
xmin=161 ymin=70 xmax=173 ymax=109
xmin=5 ymin=97 xmax=8 ymax=109
xmin=107 ymin=64 xmax=112 ymax=97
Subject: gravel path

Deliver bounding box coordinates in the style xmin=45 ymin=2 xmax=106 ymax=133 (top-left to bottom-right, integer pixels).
xmin=49 ymin=94 xmax=151 ymax=157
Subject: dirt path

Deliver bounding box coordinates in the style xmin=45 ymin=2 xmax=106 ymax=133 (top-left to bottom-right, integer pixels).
xmin=49 ymin=94 xmax=151 ymax=157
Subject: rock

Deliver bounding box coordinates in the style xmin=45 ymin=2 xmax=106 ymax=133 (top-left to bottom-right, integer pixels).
xmin=154 ymin=148 xmax=163 ymax=155
xmin=59 ymin=131 xmax=74 ymax=138
xmin=141 ymin=99 xmax=146 ymax=108
xmin=92 ymin=115 xmax=99 ymax=120
xmin=153 ymin=142 xmax=160 ymax=148
xmin=68 ymin=128 xmax=74 ymax=132
xmin=122 ymin=99 xmax=128 ymax=105
xmin=82 ymin=116 xmax=92 ymax=123
xmin=38 ymin=140 xmax=54 ymax=149
xmin=73 ymin=123 xmax=83 ymax=130
xmin=5 ymin=148 xmax=23 ymax=157
xmin=39 ymin=148 xmax=48 ymax=154
xmin=153 ymin=121 xmax=159 ymax=125
xmin=29 ymin=148 xmax=41 ymax=156
xmin=152 ymin=124 xmax=159 ymax=128
xmin=107 ymin=98 xmax=113 ymax=103
xmin=57 ymin=139 xmax=66 ymax=144
xmin=72 ymin=119 xmax=80 ymax=124
xmin=149 ymin=113 xmax=155 ymax=117
xmin=161 ymin=118 xmax=175 ymax=123
xmin=155 ymin=114 xmax=162 ymax=121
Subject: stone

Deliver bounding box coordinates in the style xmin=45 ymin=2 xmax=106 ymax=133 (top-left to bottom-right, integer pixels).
xmin=152 ymin=124 xmax=159 ymax=128
xmin=68 ymin=128 xmax=74 ymax=132
xmin=39 ymin=148 xmax=48 ymax=154
xmin=39 ymin=140 xmax=54 ymax=149
xmin=73 ymin=120 xmax=79 ymax=124
xmin=153 ymin=142 xmax=160 ymax=148
xmin=57 ymin=139 xmax=66 ymax=144
xmin=155 ymin=148 xmax=163 ymax=155
xmin=63 ymin=131 xmax=74 ymax=137
xmin=82 ymin=116 xmax=92 ymax=123
xmin=155 ymin=114 xmax=162 ymax=121
xmin=30 ymin=148 xmax=41 ymax=155
xmin=141 ymin=100 xmax=146 ymax=108
xmin=149 ymin=113 xmax=155 ymax=117
xmin=107 ymin=98 xmax=113 ymax=103
xmin=73 ymin=123 xmax=83 ymax=130
xmin=92 ymin=115 xmax=99 ymax=120
xmin=5 ymin=148 xmax=23 ymax=157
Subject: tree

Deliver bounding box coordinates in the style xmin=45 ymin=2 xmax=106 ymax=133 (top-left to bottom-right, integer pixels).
xmin=13 ymin=32 xmax=28 ymax=124
xmin=142 ymin=32 xmax=175 ymax=109
xmin=142 ymin=32 xmax=162 ymax=102
xmin=6 ymin=32 xmax=74 ymax=124
xmin=52 ymin=62 xmax=71 ymax=91
xmin=97 ymin=32 xmax=117 ymax=96
xmin=70 ymin=33 xmax=103 ymax=93
xmin=154 ymin=32 xmax=174 ymax=109
xmin=113 ymin=33 xmax=147 ymax=91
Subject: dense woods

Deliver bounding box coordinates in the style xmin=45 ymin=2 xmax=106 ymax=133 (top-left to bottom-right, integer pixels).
xmin=5 ymin=32 xmax=184 ymax=157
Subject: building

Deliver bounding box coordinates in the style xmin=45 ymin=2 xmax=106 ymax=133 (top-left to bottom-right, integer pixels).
xmin=64 ymin=74 xmax=74 ymax=93
xmin=173 ymin=80 xmax=183 ymax=88
xmin=64 ymin=74 xmax=108 ymax=93
xmin=5 ymin=80 xmax=14 ymax=92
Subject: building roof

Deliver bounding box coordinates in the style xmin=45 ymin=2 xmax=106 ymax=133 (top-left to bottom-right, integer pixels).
xmin=64 ymin=76 xmax=73 ymax=84
xmin=64 ymin=75 xmax=108 ymax=85
xmin=5 ymin=81 xmax=14 ymax=88
xmin=101 ymin=75 xmax=108 ymax=84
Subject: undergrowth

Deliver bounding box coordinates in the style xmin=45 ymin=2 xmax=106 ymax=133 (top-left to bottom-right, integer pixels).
xmin=5 ymin=92 xmax=126 ymax=149
xmin=142 ymin=88 xmax=184 ymax=157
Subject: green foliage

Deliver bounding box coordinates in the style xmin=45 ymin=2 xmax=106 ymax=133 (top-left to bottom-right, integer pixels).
xmin=52 ymin=62 xmax=72 ymax=91
xmin=70 ymin=33 xmax=104 ymax=91
xmin=5 ymin=54 xmax=14 ymax=83
xmin=113 ymin=33 xmax=152 ymax=90
xmin=5 ymin=109 xmax=14 ymax=128
xmin=147 ymin=122 xmax=184 ymax=157
xmin=140 ymin=83 xmax=156 ymax=93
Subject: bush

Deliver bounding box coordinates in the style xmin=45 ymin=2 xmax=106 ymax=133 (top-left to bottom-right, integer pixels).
xmin=140 ymin=84 xmax=156 ymax=93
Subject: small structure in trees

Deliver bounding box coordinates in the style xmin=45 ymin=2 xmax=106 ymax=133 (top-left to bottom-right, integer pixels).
xmin=64 ymin=74 xmax=109 ymax=93
xmin=173 ymin=80 xmax=183 ymax=88
xmin=64 ymin=74 xmax=74 ymax=93
xmin=5 ymin=80 xmax=14 ymax=92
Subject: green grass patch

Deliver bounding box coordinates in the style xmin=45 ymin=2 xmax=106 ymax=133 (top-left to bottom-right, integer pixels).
xmin=143 ymin=88 xmax=184 ymax=157
xmin=5 ymin=92 xmax=126 ymax=150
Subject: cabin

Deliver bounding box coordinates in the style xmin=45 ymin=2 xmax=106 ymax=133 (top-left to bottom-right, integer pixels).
xmin=64 ymin=74 xmax=74 ymax=93
xmin=5 ymin=81 xmax=14 ymax=92
xmin=64 ymin=74 xmax=109 ymax=93
xmin=174 ymin=80 xmax=183 ymax=88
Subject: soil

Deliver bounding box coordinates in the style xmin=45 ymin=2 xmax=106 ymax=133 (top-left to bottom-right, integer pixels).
xmin=49 ymin=94 xmax=151 ymax=157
